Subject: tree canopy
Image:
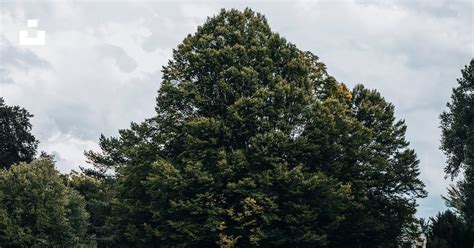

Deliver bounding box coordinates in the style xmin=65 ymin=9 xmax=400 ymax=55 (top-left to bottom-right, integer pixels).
xmin=86 ymin=8 xmax=426 ymax=247
xmin=0 ymin=158 xmax=94 ymax=247
xmin=425 ymin=210 xmax=471 ymax=248
xmin=438 ymin=59 xmax=474 ymax=247
xmin=67 ymin=168 xmax=115 ymax=247
xmin=0 ymin=98 xmax=38 ymax=169
xmin=441 ymin=59 xmax=474 ymax=177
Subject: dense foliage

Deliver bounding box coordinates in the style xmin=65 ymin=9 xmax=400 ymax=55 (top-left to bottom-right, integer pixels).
xmin=0 ymin=98 xmax=38 ymax=169
xmin=441 ymin=59 xmax=474 ymax=178
xmin=432 ymin=59 xmax=474 ymax=247
xmin=425 ymin=211 xmax=471 ymax=248
xmin=85 ymin=8 xmax=426 ymax=247
xmin=0 ymin=158 xmax=94 ymax=247
xmin=67 ymin=168 xmax=115 ymax=247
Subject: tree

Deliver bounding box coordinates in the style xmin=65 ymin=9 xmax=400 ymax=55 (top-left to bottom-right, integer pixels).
xmin=87 ymin=8 xmax=426 ymax=247
xmin=67 ymin=168 xmax=115 ymax=247
xmin=426 ymin=211 xmax=470 ymax=248
xmin=0 ymin=158 xmax=94 ymax=247
xmin=440 ymin=59 xmax=474 ymax=241
xmin=0 ymin=98 xmax=38 ymax=169
xmin=441 ymin=59 xmax=474 ymax=177
xmin=327 ymin=85 xmax=426 ymax=248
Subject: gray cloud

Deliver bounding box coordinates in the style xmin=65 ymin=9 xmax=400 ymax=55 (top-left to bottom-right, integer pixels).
xmin=356 ymin=0 xmax=473 ymax=19
xmin=0 ymin=37 xmax=51 ymax=83
xmin=97 ymin=44 xmax=138 ymax=73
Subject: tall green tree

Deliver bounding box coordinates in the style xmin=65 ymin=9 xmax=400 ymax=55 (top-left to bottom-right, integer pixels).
xmin=87 ymin=8 xmax=425 ymax=247
xmin=0 ymin=158 xmax=94 ymax=247
xmin=0 ymin=98 xmax=38 ymax=169
xmin=441 ymin=60 xmax=474 ymax=177
xmin=440 ymin=59 xmax=474 ymax=246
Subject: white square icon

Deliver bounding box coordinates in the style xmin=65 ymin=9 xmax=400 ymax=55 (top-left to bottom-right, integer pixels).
xmin=27 ymin=19 xmax=38 ymax=28
xmin=19 ymin=19 xmax=45 ymax=46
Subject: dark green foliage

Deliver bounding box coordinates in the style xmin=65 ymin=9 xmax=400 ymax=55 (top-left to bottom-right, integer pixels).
xmin=86 ymin=8 xmax=426 ymax=247
xmin=441 ymin=59 xmax=474 ymax=177
xmin=462 ymin=167 xmax=474 ymax=238
xmin=440 ymin=59 xmax=474 ymax=237
xmin=68 ymin=168 xmax=115 ymax=247
xmin=0 ymin=98 xmax=38 ymax=169
xmin=426 ymin=211 xmax=471 ymax=248
xmin=0 ymin=158 xmax=94 ymax=247
xmin=330 ymin=85 xmax=426 ymax=248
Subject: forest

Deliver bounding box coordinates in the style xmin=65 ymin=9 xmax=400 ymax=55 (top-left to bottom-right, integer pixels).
xmin=0 ymin=9 xmax=473 ymax=248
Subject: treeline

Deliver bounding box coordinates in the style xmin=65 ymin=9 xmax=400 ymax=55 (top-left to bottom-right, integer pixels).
xmin=0 ymin=9 xmax=472 ymax=248
xmin=420 ymin=59 xmax=474 ymax=247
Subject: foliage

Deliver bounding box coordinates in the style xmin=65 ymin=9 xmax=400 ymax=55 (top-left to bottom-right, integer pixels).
xmin=0 ymin=158 xmax=94 ymax=247
xmin=67 ymin=168 xmax=115 ymax=247
xmin=440 ymin=59 xmax=474 ymax=241
xmin=426 ymin=211 xmax=471 ymax=248
xmin=0 ymin=98 xmax=38 ymax=169
xmin=330 ymin=85 xmax=426 ymax=248
xmin=440 ymin=59 xmax=474 ymax=177
xmin=87 ymin=8 xmax=426 ymax=247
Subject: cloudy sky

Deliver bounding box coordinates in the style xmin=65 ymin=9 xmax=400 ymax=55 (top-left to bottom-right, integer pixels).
xmin=0 ymin=0 xmax=472 ymax=218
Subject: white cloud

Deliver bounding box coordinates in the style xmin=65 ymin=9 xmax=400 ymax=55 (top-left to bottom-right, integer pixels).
xmin=40 ymin=133 xmax=99 ymax=172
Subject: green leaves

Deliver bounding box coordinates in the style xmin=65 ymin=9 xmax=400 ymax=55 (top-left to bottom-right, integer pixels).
xmin=0 ymin=158 xmax=94 ymax=247
xmin=441 ymin=59 xmax=474 ymax=177
xmin=85 ymin=8 xmax=426 ymax=247
xmin=426 ymin=211 xmax=471 ymax=248
xmin=439 ymin=59 xmax=474 ymax=245
xmin=0 ymin=98 xmax=38 ymax=169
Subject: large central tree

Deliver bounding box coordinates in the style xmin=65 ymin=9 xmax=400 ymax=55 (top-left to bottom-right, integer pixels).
xmin=87 ymin=8 xmax=426 ymax=247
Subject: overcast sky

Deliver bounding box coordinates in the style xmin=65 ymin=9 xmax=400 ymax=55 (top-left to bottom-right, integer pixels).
xmin=1 ymin=0 xmax=472 ymax=219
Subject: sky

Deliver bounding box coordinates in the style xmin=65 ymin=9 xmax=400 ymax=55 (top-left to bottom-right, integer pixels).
xmin=0 ymin=0 xmax=472 ymax=219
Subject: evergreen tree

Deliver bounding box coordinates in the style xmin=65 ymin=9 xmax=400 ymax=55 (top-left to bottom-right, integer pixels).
xmin=0 ymin=98 xmax=38 ymax=169
xmin=87 ymin=8 xmax=426 ymax=247
xmin=0 ymin=158 xmax=94 ymax=247
xmin=440 ymin=59 xmax=474 ymax=246
xmin=426 ymin=211 xmax=470 ymax=248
